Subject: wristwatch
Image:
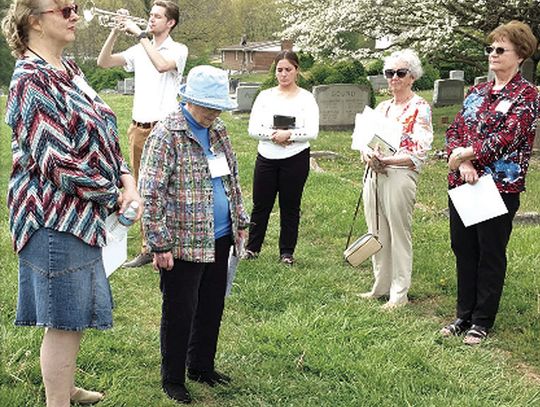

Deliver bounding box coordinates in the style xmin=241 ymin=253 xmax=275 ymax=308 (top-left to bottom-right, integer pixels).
xmin=137 ymin=31 xmax=149 ymax=40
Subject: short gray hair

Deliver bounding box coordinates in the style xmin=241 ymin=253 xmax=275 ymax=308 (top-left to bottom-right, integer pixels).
xmin=383 ymin=49 xmax=423 ymax=80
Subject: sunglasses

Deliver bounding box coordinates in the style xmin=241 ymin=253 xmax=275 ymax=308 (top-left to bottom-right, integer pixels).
xmin=384 ymin=68 xmax=409 ymax=79
xmin=484 ymin=46 xmax=513 ymax=56
xmin=40 ymin=4 xmax=78 ymax=19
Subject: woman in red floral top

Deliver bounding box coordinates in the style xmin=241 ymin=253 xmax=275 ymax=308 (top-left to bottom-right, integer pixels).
xmin=442 ymin=21 xmax=539 ymax=345
xmin=359 ymin=49 xmax=433 ymax=309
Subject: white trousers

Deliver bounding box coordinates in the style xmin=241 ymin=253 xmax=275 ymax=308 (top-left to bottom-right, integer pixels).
xmin=363 ymin=168 xmax=418 ymax=304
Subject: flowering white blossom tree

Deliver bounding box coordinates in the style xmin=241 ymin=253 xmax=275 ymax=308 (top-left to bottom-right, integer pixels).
xmin=279 ymin=0 xmax=540 ymax=76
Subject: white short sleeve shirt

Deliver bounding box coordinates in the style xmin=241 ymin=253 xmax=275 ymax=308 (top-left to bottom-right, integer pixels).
xmin=122 ymin=36 xmax=188 ymax=123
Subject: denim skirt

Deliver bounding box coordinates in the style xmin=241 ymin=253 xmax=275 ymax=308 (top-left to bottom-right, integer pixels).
xmin=15 ymin=228 xmax=113 ymax=331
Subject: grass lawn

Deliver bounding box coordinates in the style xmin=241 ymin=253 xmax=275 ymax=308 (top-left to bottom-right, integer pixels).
xmin=0 ymin=92 xmax=539 ymax=406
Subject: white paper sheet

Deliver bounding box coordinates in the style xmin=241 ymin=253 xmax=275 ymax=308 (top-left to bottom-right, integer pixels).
xmin=351 ymin=106 xmax=401 ymax=153
xmin=448 ymin=175 xmax=508 ymax=227
xmin=102 ymin=213 xmax=128 ymax=278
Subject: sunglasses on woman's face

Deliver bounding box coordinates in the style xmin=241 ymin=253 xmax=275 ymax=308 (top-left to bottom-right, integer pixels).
xmin=484 ymin=46 xmax=513 ymax=56
xmin=384 ymin=68 xmax=409 ymax=79
xmin=40 ymin=4 xmax=78 ymax=19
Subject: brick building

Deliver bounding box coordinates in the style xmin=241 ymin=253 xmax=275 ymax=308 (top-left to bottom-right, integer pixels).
xmin=219 ymin=39 xmax=295 ymax=72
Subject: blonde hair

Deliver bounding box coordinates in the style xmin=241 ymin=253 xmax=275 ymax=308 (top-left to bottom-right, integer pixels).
xmin=1 ymin=0 xmax=62 ymax=58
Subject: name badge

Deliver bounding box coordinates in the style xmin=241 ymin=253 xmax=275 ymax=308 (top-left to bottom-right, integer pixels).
xmin=208 ymin=154 xmax=231 ymax=178
xmin=495 ymin=99 xmax=512 ymax=114
xmin=73 ymin=75 xmax=98 ymax=101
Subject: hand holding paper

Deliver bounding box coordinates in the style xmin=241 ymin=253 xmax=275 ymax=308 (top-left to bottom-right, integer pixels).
xmin=448 ymin=175 xmax=508 ymax=227
xmin=351 ymin=106 xmax=401 ymax=154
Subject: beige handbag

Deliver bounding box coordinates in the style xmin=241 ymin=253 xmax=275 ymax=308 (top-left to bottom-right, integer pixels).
xmin=344 ymin=171 xmax=382 ymax=267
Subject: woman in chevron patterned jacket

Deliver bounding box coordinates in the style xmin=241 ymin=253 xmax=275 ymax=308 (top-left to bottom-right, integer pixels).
xmin=2 ymin=1 xmax=142 ymax=406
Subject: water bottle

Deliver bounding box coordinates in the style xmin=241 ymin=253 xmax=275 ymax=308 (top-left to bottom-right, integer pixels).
xmin=108 ymin=201 xmax=139 ymax=241
xmin=118 ymin=201 xmax=139 ymax=226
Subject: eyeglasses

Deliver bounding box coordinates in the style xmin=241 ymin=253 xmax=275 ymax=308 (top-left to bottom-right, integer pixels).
xmin=384 ymin=68 xmax=409 ymax=79
xmin=484 ymin=46 xmax=514 ymax=56
xmin=40 ymin=4 xmax=78 ymax=19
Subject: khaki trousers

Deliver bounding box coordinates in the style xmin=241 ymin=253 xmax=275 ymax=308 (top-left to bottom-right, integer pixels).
xmin=127 ymin=123 xmax=154 ymax=253
xmin=363 ymin=168 xmax=418 ymax=304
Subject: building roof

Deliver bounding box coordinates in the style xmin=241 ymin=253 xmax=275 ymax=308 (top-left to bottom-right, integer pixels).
xmin=219 ymin=41 xmax=283 ymax=52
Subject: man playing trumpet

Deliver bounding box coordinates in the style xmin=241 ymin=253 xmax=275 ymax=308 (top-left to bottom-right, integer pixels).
xmin=98 ymin=0 xmax=188 ymax=268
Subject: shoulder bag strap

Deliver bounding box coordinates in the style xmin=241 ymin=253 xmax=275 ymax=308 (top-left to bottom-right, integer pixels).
xmin=345 ymin=167 xmax=371 ymax=249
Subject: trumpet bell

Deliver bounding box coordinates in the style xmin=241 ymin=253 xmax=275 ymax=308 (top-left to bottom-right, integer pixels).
xmin=83 ymin=8 xmax=95 ymax=22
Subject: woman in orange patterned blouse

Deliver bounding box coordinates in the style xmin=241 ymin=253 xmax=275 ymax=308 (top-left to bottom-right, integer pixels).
xmin=359 ymin=49 xmax=433 ymax=309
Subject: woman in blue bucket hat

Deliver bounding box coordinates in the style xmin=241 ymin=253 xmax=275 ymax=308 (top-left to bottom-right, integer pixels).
xmin=138 ymin=65 xmax=249 ymax=404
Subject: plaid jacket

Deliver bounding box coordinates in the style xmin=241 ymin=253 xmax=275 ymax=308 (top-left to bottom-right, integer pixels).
xmin=139 ymin=108 xmax=249 ymax=262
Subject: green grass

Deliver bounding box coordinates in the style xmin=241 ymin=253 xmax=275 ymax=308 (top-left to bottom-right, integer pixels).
xmin=1 ymin=93 xmax=540 ymax=406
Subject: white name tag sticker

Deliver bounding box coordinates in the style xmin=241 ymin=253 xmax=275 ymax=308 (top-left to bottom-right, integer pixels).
xmin=73 ymin=75 xmax=98 ymax=101
xmin=208 ymin=155 xmax=231 ymax=178
xmin=495 ymin=99 xmax=512 ymax=114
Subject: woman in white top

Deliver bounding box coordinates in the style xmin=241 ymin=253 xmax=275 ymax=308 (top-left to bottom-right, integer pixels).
xmin=359 ymin=49 xmax=433 ymax=309
xmin=244 ymin=50 xmax=319 ymax=265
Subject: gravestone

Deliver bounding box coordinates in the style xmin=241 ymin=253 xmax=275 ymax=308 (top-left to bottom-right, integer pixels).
xmin=449 ymin=70 xmax=465 ymax=81
xmin=367 ymin=75 xmax=388 ymax=92
xmin=124 ymin=78 xmax=134 ymax=95
xmin=235 ymin=85 xmax=259 ymax=112
xmin=520 ymin=58 xmax=534 ymax=83
xmin=116 ymin=80 xmax=124 ymax=94
xmin=238 ymin=82 xmax=262 ymax=87
xmin=313 ymin=84 xmax=371 ymax=130
xmin=433 ymin=79 xmax=464 ymax=107
xmin=474 ymin=76 xmax=488 ymax=85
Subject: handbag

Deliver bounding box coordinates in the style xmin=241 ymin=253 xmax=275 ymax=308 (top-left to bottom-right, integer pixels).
xmin=343 ymin=170 xmax=382 ymax=267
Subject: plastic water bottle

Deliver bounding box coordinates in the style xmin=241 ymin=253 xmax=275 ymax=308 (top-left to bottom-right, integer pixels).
xmin=118 ymin=201 xmax=139 ymax=226
xmin=108 ymin=201 xmax=139 ymax=241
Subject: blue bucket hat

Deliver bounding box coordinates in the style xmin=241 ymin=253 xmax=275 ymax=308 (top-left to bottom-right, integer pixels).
xmin=178 ymin=65 xmax=237 ymax=111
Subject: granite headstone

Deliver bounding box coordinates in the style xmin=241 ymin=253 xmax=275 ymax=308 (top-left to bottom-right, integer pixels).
xmin=433 ymin=79 xmax=464 ymax=107
xmin=235 ymin=85 xmax=260 ymax=112
xmin=367 ymin=75 xmax=388 ymax=92
xmin=449 ymin=70 xmax=465 ymax=81
xmin=313 ymin=84 xmax=371 ymax=130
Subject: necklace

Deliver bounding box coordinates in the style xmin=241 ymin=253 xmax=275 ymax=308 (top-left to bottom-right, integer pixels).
xmin=26 ymin=47 xmax=65 ymax=71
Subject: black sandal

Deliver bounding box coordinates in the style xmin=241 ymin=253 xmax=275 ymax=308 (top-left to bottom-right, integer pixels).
xmin=440 ymin=318 xmax=471 ymax=337
xmin=242 ymin=250 xmax=259 ymax=260
xmin=280 ymin=254 xmax=294 ymax=265
xmin=463 ymin=325 xmax=488 ymax=345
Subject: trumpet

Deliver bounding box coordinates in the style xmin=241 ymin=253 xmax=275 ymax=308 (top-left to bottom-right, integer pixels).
xmin=83 ymin=1 xmax=148 ymax=30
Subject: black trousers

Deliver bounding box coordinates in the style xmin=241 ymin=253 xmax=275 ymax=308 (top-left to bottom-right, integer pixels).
xmin=449 ymin=193 xmax=520 ymax=329
xmin=246 ymin=148 xmax=310 ymax=255
xmin=159 ymin=235 xmax=232 ymax=384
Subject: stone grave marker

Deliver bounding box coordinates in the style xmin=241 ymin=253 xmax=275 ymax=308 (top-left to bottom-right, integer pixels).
xmin=313 ymin=84 xmax=371 ymax=130
xmin=474 ymin=76 xmax=488 ymax=85
xmin=235 ymin=85 xmax=260 ymax=112
xmin=124 ymin=78 xmax=134 ymax=95
xmin=449 ymin=70 xmax=465 ymax=81
xmin=433 ymin=79 xmax=464 ymax=107
xmin=520 ymin=58 xmax=534 ymax=83
xmin=116 ymin=80 xmax=124 ymax=94
xmin=367 ymin=75 xmax=388 ymax=92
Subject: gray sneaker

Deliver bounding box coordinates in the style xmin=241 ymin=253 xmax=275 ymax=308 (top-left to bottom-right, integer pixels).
xmin=123 ymin=253 xmax=153 ymax=268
